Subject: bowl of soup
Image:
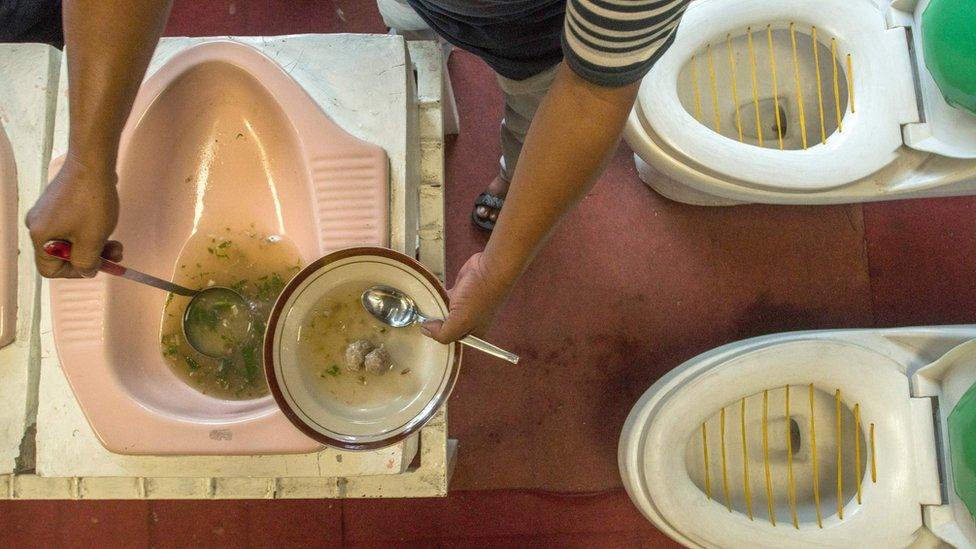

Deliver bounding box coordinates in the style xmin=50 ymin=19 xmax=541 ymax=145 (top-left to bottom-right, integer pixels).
xmin=263 ymin=247 xmax=461 ymax=450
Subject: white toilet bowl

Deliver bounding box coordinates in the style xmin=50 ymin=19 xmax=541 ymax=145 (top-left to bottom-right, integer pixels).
xmin=620 ymin=327 xmax=976 ymax=548
xmin=624 ymin=0 xmax=976 ymax=205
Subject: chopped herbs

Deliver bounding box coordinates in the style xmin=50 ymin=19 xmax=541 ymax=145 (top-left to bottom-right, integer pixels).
xmin=230 ymin=279 xmax=248 ymax=295
xmin=254 ymin=272 xmax=286 ymax=301
xmin=161 ymin=334 xmax=180 ymax=358
xmin=325 ymin=364 xmax=341 ymax=377
xmin=159 ymin=228 xmax=302 ymax=400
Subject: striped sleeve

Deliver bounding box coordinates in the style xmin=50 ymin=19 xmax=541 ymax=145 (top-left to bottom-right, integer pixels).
xmin=562 ymin=0 xmax=690 ymax=87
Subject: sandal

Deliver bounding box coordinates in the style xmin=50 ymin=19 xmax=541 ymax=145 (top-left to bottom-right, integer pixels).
xmin=471 ymin=192 xmax=505 ymax=232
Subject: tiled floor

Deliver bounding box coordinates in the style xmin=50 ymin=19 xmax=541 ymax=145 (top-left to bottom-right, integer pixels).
xmin=3 ymin=0 xmax=976 ymax=546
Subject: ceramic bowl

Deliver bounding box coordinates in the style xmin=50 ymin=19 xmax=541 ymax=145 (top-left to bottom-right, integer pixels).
xmin=264 ymin=247 xmax=461 ymax=450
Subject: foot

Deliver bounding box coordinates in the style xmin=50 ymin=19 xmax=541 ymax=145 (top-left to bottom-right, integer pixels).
xmin=474 ymin=175 xmax=510 ymax=225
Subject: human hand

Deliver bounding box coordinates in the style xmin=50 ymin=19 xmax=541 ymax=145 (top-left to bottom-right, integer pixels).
xmin=422 ymin=252 xmax=514 ymax=344
xmin=25 ymin=156 xmax=123 ymax=278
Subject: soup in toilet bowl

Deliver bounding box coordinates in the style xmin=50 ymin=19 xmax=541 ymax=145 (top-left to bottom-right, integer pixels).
xmin=160 ymin=227 xmax=303 ymax=400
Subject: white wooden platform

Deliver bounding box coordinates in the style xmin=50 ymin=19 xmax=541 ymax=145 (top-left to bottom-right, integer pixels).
xmin=0 ymin=44 xmax=60 ymax=476
xmin=0 ymin=37 xmax=454 ymax=499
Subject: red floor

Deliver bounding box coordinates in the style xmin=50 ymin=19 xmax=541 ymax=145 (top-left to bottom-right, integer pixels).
xmin=4 ymin=0 xmax=976 ymax=546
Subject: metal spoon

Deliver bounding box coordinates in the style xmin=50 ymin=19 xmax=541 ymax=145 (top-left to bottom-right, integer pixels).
xmin=361 ymin=285 xmax=520 ymax=364
xmin=43 ymin=240 xmax=251 ymax=358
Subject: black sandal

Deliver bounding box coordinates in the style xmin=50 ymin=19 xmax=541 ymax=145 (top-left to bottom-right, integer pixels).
xmin=471 ymin=192 xmax=505 ymax=232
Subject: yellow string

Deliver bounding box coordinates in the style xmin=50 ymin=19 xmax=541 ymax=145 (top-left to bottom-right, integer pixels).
xmin=831 ymin=39 xmax=843 ymax=132
xmin=810 ymin=384 xmax=822 ymax=528
xmin=786 ymin=385 xmax=798 ymax=528
xmin=721 ymin=407 xmax=731 ymax=511
xmin=854 ymin=403 xmax=862 ymax=504
xmin=835 ymin=389 xmax=843 ymax=519
xmin=767 ymin=25 xmax=784 ymax=149
xmin=762 ymin=390 xmax=776 ymax=526
xmin=691 ymin=55 xmax=703 ymax=122
xmin=870 ymin=422 xmax=877 ymax=482
xmin=726 ymin=33 xmax=744 ymax=142
xmin=811 ymin=27 xmax=827 ymax=144
xmin=702 ymin=422 xmax=712 ymax=499
xmin=746 ymin=27 xmax=764 ymax=147
xmin=741 ymin=398 xmax=753 ymax=519
xmin=847 ymin=53 xmax=856 ymax=113
xmin=707 ymin=44 xmax=722 ymax=132
xmin=789 ymin=23 xmax=808 ymax=149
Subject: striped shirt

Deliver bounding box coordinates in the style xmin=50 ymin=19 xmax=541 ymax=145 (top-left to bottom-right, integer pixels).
xmin=404 ymin=0 xmax=689 ymax=86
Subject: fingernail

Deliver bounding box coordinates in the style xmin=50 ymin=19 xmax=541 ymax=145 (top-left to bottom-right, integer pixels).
xmin=80 ymin=270 xmax=97 ymax=279
xmin=420 ymin=326 xmax=432 ymax=337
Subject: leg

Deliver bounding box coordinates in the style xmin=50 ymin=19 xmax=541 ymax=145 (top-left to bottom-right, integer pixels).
xmin=473 ymin=64 xmax=559 ymax=229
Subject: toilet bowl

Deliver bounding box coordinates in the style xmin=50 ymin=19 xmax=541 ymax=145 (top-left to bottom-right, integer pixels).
xmin=48 ymin=40 xmax=390 ymax=455
xmin=0 ymin=125 xmax=16 ymax=349
xmin=620 ymin=328 xmax=976 ymax=548
xmin=624 ymin=0 xmax=976 ymax=205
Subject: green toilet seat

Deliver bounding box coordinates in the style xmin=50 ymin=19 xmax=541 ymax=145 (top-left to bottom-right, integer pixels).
xmin=921 ymin=0 xmax=976 ymax=115
xmin=948 ymin=380 xmax=976 ymax=519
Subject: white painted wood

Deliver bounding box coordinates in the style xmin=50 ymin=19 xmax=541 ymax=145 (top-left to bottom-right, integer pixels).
xmin=3 ymin=36 xmax=454 ymax=499
xmin=0 ymin=44 xmax=60 ymax=475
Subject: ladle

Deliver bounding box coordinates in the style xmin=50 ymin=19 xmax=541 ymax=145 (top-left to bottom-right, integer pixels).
xmin=43 ymin=240 xmax=251 ymax=358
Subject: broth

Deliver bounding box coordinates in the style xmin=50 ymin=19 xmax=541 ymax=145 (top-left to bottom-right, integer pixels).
xmin=160 ymin=227 xmax=302 ymax=400
xmin=298 ymin=281 xmax=415 ymax=406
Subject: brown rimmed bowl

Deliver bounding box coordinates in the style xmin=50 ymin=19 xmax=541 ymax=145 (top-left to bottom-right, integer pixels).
xmin=264 ymin=247 xmax=461 ymax=451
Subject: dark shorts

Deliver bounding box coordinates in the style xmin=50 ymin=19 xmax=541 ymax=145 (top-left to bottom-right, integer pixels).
xmin=0 ymin=0 xmax=64 ymax=48
xmin=404 ymin=0 xmax=564 ymax=81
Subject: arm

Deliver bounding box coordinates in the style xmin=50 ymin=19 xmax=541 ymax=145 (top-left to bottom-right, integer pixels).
xmin=26 ymin=0 xmax=173 ymax=277
xmin=424 ymin=64 xmax=638 ymax=342
xmin=424 ymin=0 xmax=688 ymax=343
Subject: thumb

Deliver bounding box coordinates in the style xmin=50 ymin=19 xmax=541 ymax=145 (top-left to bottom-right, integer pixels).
xmin=69 ymin=238 xmax=105 ymax=277
xmin=421 ymin=317 xmax=467 ymax=344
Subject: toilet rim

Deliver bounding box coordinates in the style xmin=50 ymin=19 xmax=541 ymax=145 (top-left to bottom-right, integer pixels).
xmin=621 ymin=339 xmax=925 ymax=549
xmin=637 ymin=0 xmax=918 ymax=192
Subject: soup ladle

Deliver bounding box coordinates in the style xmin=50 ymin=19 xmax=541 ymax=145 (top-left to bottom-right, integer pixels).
xmin=43 ymin=240 xmax=251 ymax=358
xmin=361 ymin=285 xmax=520 ymax=364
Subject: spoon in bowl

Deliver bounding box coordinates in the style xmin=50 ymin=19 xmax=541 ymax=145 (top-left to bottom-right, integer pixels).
xmin=43 ymin=240 xmax=251 ymax=358
xmin=361 ymin=285 xmax=519 ymax=364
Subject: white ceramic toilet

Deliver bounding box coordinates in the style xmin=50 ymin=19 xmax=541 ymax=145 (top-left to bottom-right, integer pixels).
xmin=624 ymin=0 xmax=976 ymax=205
xmin=620 ymin=326 xmax=976 ymax=548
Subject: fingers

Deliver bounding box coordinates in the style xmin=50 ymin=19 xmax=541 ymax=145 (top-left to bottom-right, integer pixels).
xmin=28 ymin=236 xmax=119 ymax=279
xmin=34 ymin=248 xmax=77 ymax=278
xmin=68 ymin=236 xmax=106 ymax=277
xmin=102 ymin=240 xmax=124 ymax=262
xmin=421 ymin=315 xmax=473 ymax=345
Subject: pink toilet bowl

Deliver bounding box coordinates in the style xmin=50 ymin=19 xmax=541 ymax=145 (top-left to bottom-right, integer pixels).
xmin=0 ymin=125 xmax=16 ymax=349
xmin=49 ymin=40 xmax=390 ymax=455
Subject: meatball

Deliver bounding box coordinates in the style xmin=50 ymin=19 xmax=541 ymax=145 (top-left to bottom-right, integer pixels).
xmin=344 ymin=339 xmax=374 ymax=372
xmin=364 ymin=346 xmax=394 ymax=376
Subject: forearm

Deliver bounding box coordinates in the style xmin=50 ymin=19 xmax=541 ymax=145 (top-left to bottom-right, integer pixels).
xmin=64 ymin=0 xmax=173 ymax=171
xmin=482 ymin=63 xmax=639 ymax=283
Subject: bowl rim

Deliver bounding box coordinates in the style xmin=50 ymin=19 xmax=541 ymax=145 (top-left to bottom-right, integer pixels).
xmin=263 ymin=246 xmax=462 ymax=451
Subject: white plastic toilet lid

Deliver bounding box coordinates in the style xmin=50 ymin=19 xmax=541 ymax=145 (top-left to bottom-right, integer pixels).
xmin=637 ymin=0 xmax=920 ymax=192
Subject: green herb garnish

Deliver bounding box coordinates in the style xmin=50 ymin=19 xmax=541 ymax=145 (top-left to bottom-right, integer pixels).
xmin=185 ymin=355 xmax=201 ymax=371
xmin=324 ymin=364 xmax=341 ymax=377
xmin=161 ymin=333 xmax=180 ymax=358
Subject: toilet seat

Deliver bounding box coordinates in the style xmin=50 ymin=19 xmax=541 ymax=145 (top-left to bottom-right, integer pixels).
xmin=636 ymin=0 xmax=919 ymax=192
xmin=619 ymin=337 xmax=969 ymax=549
